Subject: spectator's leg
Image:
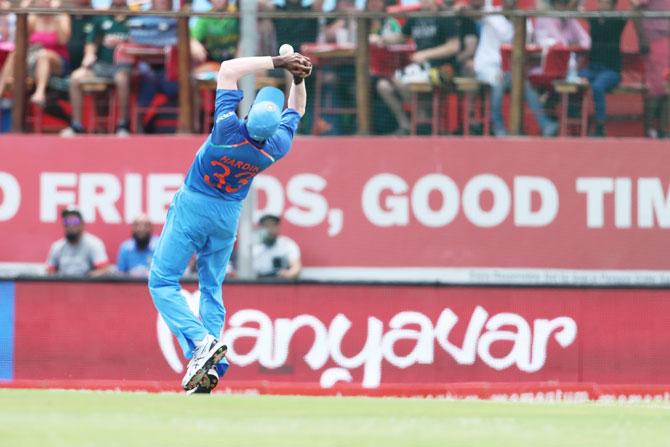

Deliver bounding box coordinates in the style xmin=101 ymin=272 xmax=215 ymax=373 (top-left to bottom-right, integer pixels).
xmin=661 ymin=95 xmax=670 ymax=137
xmin=523 ymin=80 xmax=558 ymax=137
xmin=377 ymin=77 xmax=409 ymax=133
xmin=489 ymin=78 xmax=506 ymax=136
xmin=30 ymin=49 xmax=63 ymax=107
xmin=0 ymin=51 xmax=14 ymax=97
xmin=68 ymin=67 xmax=91 ymax=129
xmin=114 ymin=68 xmax=131 ymax=128
xmin=590 ymin=69 xmax=621 ymax=136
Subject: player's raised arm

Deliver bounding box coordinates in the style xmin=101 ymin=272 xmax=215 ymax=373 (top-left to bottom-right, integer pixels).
xmin=217 ymin=54 xmax=312 ymax=90
xmin=288 ymin=71 xmax=309 ymax=117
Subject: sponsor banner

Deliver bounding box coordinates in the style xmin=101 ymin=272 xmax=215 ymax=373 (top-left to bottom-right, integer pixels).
xmin=5 ymin=281 xmax=670 ymax=390
xmin=2 ymin=136 xmax=670 ymax=274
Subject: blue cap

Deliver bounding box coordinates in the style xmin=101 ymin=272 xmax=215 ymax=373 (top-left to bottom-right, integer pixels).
xmin=246 ymin=87 xmax=285 ymax=141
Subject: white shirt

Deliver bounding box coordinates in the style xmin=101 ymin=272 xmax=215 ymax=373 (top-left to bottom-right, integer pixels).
xmin=252 ymin=235 xmax=301 ymax=277
xmin=474 ymin=7 xmax=534 ymax=85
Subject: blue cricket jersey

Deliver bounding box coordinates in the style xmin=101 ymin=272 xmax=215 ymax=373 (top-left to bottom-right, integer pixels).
xmin=184 ymin=89 xmax=301 ymax=201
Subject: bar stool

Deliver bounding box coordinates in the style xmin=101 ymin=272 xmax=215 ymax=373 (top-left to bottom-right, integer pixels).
xmin=79 ymin=77 xmax=117 ymax=133
xmin=552 ymin=80 xmax=590 ymax=137
xmin=454 ymin=77 xmax=491 ymax=136
xmin=407 ymin=82 xmax=444 ymax=136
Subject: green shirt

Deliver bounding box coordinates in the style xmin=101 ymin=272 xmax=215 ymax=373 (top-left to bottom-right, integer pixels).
xmin=372 ymin=17 xmax=402 ymax=37
xmin=190 ymin=16 xmax=239 ymax=62
xmin=85 ymin=15 xmax=129 ymax=65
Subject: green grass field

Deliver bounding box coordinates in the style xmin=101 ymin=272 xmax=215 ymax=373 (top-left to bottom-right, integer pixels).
xmin=1 ymin=389 xmax=669 ymax=447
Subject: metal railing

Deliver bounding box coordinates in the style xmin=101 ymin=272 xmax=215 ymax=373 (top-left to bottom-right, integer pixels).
xmin=2 ymin=6 xmax=669 ymax=135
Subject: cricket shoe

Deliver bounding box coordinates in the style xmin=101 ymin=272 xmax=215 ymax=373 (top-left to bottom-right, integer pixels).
xmin=185 ymin=368 xmax=219 ymax=395
xmin=182 ymin=335 xmax=227 ymax=391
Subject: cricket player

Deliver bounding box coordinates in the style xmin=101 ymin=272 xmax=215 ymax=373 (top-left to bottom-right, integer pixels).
xmin=148 ymin=52 xmax=312 ymax=394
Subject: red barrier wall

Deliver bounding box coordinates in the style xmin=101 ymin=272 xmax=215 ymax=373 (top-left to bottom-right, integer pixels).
xmin=6 ymin=280 xmax=670 ymax=397
xmin=2 ymin=136 xmax=670 ymax=274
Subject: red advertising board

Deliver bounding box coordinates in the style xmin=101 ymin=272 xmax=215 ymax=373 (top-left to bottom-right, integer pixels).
xmin=1 ymin=136 xmax=670 ymax=277
xmin=4 ymin=280 xmax=670 ymax=398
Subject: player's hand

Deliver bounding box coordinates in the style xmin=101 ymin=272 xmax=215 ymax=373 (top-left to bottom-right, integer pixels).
xmin=273 ymin=53 xmax=312 ymax=78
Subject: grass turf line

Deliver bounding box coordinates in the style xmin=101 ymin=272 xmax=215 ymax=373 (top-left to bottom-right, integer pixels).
xmin=0 ymin=389 xmax=669 ymax=447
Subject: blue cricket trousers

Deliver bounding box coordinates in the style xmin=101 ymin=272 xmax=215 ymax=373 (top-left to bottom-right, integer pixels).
xmin=149 ymin=185 xmax=242 ymax=376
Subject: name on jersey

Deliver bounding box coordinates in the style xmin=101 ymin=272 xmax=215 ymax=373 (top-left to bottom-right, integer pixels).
xmin=204 ymin=155 xmax=260 ymax=193
xmin=216 ymin=155 xmax=260 ymax=173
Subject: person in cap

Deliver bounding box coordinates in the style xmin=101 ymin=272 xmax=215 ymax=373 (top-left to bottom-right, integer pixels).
xmin=46 ymin=206 xmax=111 ymax=277
xmin=148 ymin=50 xmax=312 ymax=394
xmin=252 ymin=214 xmax=302 ymax=279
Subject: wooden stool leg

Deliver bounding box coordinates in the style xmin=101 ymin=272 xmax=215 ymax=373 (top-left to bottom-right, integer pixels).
xmin=559 ymin=92 xmax=569 ymax=137
xmin=311 ymin=71 xmax=323 ymax=135
xmin=410 ymin=92 xmax=418 ymax=135
xmin=483 ymin=88 xmax=491 ymax=136
xmin=32 ymin=104 xmax=43 ymax=134
xmin=108 ymin=89 xmax=117 ymax=134
xmin=580 ymin=89 xmax=589 ymax=137
xmin=432 ymin=89 xmax=439 ymax=136
xmin=85 ymin=94 xmax=96 ymax=133
xmin=464 ymin=92 xmax=472 ymax=136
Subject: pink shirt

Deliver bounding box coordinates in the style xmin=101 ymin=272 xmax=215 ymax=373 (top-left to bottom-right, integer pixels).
xmin=534 ymin=17 xmax=591 ymax=49
xmin=30 ymin=30 xmax=68 ymax=61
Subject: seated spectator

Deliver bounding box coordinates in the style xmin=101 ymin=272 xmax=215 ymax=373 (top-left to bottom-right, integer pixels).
xmin=319 ymin=0 xmax=359 ymax=134
xmin=0 ymin=0 xmax=15 ymax=43
xmin=116 ymin=214 xmax=158 ymax=278
xmin=0 ymin=0 xmax=71 ymax=107
xmin=368 ymin=0 xmax=401 ymax=45
xmin=271 ymin=0 xmax=323 ymax=133
xmin=67 ymin=0 xmax=94 ymax=72
xmin=368 ymin=0 xmax=402 ymax=134
xmin=474 ymin=0 xmax=558 ymax=136
xmin=632 ymin=0 xmax=670 ymax=138
xmin=377 ymin=0 xmax=478 ymax=135
xmin=61 ymin=0 xmax=132 ymax=136
xmin=252 ymin=215 xmax=301 ymax=279
xmin=190 ymin=0 xmax=239 ymax=70
xmin=46 ymin=206 xmax=111 ymax=277
xmin=535 ymin=0 xmax=591 ymax=49
xmin=124 ymin=0 xmax=178 ymax=133
xmin=580 ymin=0 xmax=643 ymax=137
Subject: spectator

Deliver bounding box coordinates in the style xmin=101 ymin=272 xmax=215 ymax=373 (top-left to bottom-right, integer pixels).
xmin=0 ymin=0 xmax=15 ymax=43
xmin=0 ymin=0 xmax=71 ymax=107
xmin=190 ymin=0 xmax=239 ymax=68
xmin=632 ymin=0 xmax=670 ymax=138
xmin=272 ymin=0 xmax=323 ymax=55
xmin=368 ymin=0 xmax=401 ymax=45
xmin=368 ymin=0 xmax=402 ymax=134
xmin=67 ymin=0 xmax=94 ymax=72
xmin=271 ymin=0 xmax=324 ymax=133
xmin=252 ymin=215 xmax=302 ymax=279
xmin=535 ymin=0 xmax=591 ymax=48
xmin=46 ymin=206 xmax=111 ymax=277
xmin=125 ymin=0 xmax=178 ymax=133
xmin=116 ymin=214 xmax=158 ymax=278
xmin=60 ymin=0 xmax=132 ymax=136
xmin=319 ymin=0 xmax=359 ymax=134
xmin=474 ymin=0 xmax=558 ymax=136
xmin=377 ymin=0 xmax=478 ymax=135
xmin=580 ymin=0 xmax=643 ymax=137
